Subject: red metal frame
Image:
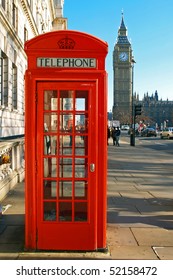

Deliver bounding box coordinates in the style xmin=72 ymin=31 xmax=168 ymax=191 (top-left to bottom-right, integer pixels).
xmin=25 ymin=30 xmax=108 ymax=251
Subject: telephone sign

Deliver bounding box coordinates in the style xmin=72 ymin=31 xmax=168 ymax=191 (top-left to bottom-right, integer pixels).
xmin=37 ymin=57 xmax=97 ymax=68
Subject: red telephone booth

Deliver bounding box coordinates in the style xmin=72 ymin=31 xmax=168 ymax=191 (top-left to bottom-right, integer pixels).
xmin=24 ymin=30 xmax=108 ymax=251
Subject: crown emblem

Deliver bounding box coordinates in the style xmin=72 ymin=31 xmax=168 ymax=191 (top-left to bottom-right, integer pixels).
xmin=57 ymin=37 xmax=75 ymax=49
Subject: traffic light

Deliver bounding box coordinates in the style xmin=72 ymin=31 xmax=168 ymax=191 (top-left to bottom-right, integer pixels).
xmin=135 ymin=104 xmax=142 ymax=116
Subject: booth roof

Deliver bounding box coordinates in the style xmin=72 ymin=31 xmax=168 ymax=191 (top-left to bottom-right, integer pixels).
xmin=24 ymin=30 xmax=108 ymax=53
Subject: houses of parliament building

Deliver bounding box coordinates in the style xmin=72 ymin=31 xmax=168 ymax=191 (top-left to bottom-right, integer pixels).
xmin=112 ymin=14 xmax=173 ymax=128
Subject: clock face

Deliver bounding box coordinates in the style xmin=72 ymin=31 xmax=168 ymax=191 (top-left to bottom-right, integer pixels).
xmin=119 ymin=52 xmax=128 ymax=61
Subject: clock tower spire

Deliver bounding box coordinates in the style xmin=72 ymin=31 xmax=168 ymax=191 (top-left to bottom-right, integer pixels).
xmin=118 ymin=11 xmax=128 ymax=37
xmin=113 ymin=13 xmax=133 ymax=124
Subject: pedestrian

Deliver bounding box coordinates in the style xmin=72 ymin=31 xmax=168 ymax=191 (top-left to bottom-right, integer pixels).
xmin=107 ymin=126 xmax=110 ymax=145
xmin=112 ymin=127 xmax=116 ymax=146
xmin=115 ymin=127 xmax=121 ymax=146
xmin=112 ymin=127 xmax=121 ymax=146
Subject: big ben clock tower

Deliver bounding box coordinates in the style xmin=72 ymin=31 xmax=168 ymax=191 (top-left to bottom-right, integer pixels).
xmin=113 ymin=13 xmax=133 ymax=122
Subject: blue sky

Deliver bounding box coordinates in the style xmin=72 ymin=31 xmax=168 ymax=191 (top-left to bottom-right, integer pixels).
xmin=64 ymin=0 xmax=173 ymax=110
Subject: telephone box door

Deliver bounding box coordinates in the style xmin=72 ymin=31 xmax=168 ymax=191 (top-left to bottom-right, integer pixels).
xmin=36 ymin=82 xmax=97 ymax=250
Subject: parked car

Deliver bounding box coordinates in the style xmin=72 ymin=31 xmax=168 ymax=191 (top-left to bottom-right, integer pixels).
xmin=160 ymin=127 xmax=173 ymax=139
xmin=141 ymin=128 xmax=157 ymax=137
xmin=121 ymin=125 xmax=130 ymax=130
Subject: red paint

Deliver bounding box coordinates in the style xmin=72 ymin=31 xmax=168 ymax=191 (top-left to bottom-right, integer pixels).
xmin=25 ymin=30 xmax=108 ymax=251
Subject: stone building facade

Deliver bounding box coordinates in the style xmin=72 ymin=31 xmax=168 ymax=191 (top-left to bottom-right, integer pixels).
xmin=0 ymin=0 xmax=67 ymax=201
xmin=0 ymin=0 xmax=56 ymax=138
xmin=137 ymin=91 xmax=173 ymax=128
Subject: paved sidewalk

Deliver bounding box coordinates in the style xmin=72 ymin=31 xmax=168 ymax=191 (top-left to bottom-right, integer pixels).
xmin=107 ymin=137 xmax=173 ymax=260
xmin=0 ymin=137 xmax=173 ymax=259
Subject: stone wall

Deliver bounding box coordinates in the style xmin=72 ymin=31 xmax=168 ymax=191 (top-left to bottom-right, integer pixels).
xmin=0 ymin=137 xmax=24 ymax=201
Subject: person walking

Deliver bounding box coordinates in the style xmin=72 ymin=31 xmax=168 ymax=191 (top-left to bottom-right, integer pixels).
xmin=112 ymin=127 xmax=116 ymax=146
xmin=115 ymin=127 xmax=121 ymax=146
xmin=112 ymin=127 xmax=121 ymax=146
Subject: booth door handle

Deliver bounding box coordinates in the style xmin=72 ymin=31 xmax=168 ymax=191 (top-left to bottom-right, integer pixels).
xmin=90 ymin=163 xmax=95 ymax=172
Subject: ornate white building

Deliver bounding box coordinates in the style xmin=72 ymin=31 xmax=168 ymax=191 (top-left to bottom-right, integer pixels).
xmin=0 ymin=0 xmax=67 ymax=138
xmin=0 ymin=0 xmax=67 ymax=200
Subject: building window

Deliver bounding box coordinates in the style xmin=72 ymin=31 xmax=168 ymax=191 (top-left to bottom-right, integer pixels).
xmin=28 ymin=0 xmax=33 ymax=11
xmin=12 ymin=1 xmax=18 ymax=30
xmin=0 ymin=51 xmax=8 ymax=107
xmin=24 ymin=27 xmax=28 ymax=43
xmin=12 ymin=63 xmax=17 ymax=109
xmin=0 ymin=56 xmax=2 ymax=104
xmin=1 ymin=0 xmax=6 ymax=10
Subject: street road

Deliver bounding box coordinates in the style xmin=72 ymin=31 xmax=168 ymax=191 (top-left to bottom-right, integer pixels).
xmin=136 ymin=136 xmax=173 ymax=154
xmin=121 ymin=131 xmax=173 ymax=154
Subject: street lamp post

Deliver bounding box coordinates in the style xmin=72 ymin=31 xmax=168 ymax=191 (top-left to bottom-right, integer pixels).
xmin=130 ymin=58 xmax=136 ymax=146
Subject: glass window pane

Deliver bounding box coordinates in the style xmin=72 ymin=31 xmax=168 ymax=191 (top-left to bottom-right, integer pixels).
xmin=75 ymin=135 xmax=85 ymax=147
xmin=75 ymin=135 xmax=86 ymax=156
xmin=59 ymin=202 xmax=72 ymax=221
xmin=44 ymin=90 xmax=58 ymax=110
xmin=44 ymin=136 xmax=57 ymax=155
xmin=75 ymin=114 xmax=87 ymax=132
xmin=59 ymin=181 xmax=72 ymax=199
xmin=60 ymin=90 xmax=73 ymax=110
xmin=75 ymin=166 xmax=85 ymax=178
xmin=44 ymin=113 xmax=57 ymax=132
xmin=75 ymin=148 xmax=85 ymax=156
xmin=59 ymin=158 xmax=72 ymax=178
xmin=75 ymin=158 xmax=87 ymax=178
xmin=44 ymin=158 xmax=57 ymax=177
xmin=76 ymin=90 xmax=88 ymax=111
xmin=60 ymin=113 xmax=73 ymax=132
xmin=44 ymin=202 xmax=56 ymax=221
xmin=74 ymin=202 xmax=87 ymax=222
xmin=76 ymin=98 xmax=85 ymax=111
xmin=75 ymin=181 xmax=87 ymax=199
xmin=59 ymin=135 xmax=72 ymax=155
xmin=43 ymin=180 xmax=57 ymax=199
